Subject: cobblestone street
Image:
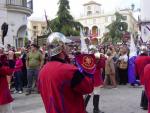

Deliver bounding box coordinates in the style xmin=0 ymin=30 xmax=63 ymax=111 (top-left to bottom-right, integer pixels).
xmin=12 ymin=85 xmax=147 ymax=113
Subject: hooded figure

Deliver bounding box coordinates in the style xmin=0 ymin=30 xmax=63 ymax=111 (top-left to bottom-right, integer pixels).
xmin=38 ymin=32 xmax=94 ymax=113
xmin=128 ymin=35 xmax=139 ymax=85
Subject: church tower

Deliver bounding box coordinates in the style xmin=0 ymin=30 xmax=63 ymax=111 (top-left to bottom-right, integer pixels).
xmin=83 ymin=1 xmax=102 ymax=16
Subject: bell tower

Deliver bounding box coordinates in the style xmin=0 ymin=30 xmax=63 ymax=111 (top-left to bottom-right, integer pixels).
xmin=83 ymin=1 xmax=101 ymax=16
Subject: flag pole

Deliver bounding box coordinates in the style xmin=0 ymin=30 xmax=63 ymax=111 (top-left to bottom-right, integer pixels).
xmin=44 ymin=10 xmax=53 ymax=33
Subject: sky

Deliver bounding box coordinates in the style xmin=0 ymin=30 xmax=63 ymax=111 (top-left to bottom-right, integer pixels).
xmin=30 ymin=0 xmax=140 ymax=20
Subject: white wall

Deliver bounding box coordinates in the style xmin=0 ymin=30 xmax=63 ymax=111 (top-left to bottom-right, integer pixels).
xmin=0 ymin=11 xmax=28 ymax=46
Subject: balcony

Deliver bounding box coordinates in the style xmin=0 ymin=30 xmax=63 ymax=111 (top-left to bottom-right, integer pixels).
xmin=6 ymin=0 xmax=33 ymax=16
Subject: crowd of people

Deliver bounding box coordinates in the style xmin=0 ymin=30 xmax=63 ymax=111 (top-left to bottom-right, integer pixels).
xmin=0 ymin=32 xmax=150 ymax=113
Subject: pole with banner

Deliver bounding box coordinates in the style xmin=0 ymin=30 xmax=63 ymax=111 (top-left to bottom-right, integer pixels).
xmin=44 ymin=10 xmax=53 ymax=33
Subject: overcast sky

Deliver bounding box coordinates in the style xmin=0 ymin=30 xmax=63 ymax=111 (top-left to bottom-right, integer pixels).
xmin=30 ymin=0 xmax=140 ymax=20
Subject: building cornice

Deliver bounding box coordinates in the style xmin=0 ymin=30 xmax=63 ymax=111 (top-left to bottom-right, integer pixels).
xmin=6 ymin=5 xmax=33 ymax=16
xmin=83 ymin=1 xmax=101 ymax=6
xmin=77 ymin=12 xmax=137 ymax=23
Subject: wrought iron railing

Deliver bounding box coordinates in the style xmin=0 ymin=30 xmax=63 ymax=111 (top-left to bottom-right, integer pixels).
xmin=6 ymin=0 xmax=33 ymax=10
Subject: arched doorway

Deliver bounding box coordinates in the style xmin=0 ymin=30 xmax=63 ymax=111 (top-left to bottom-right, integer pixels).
xmin=17 ymin=25 xmax=27 ymax=48
xmin=92 ymin=26 xmax=98 ymax=36
xmin=84 ymin=27 xmax=89 ymax=36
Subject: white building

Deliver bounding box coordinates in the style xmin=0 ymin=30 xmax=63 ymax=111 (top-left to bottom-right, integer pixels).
xmin=140 ymin=0 xmax=150 ymax=42
xmin=27 ymin=18 xmax=47 ymax=42
xmin=77 ymin=1 xmax=138 ymax=38
xmin=0 ymin=0 xmax=33 ymax=47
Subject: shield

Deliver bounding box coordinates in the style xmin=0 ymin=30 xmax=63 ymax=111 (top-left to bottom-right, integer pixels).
xmin=75 ymin=54 xmax=96 ymax=74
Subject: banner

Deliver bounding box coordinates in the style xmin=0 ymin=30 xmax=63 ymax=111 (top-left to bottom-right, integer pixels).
xmin=75 ymin=54 xmax=96 ymax=74
xmin=141 ymin=24 xmax=150 ymax=42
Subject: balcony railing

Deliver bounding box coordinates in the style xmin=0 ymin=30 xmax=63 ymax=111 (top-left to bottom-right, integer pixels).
xmin=6 ymin=0 xmax=33 ymax=10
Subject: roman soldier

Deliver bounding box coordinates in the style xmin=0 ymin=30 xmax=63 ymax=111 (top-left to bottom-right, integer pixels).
xmin=135 ymin=45 xmax=150 ymax=110
xmin=83 ymin=47 xmax=105 ymax=113
xmin=0 ymin=44 xmax=14 ymax=113
xmin=38 ymin=32 xmax=95 ymax=113
xmin=143 ymin=64 xmax=150 ymax=113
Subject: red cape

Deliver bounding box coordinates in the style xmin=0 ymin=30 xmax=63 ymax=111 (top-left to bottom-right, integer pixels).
xmin=39 ymin=62 xmax=94 ymax=113
xmin=135 ymin=56 xmax=150 ymax=85
xmin=94 ymin=57 xmax=106 ymax=87
xmin=0 ymin=66 xmax=13 ymax=105
xmin=144 ymin=64 xmax=150 ymax=113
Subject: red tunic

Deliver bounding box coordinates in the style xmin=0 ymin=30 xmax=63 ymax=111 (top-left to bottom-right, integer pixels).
xmin=94 ymin=57 xmax=106 ymax=87
xmin=135 ymin=56 xmax=150 ymax=85
xmin=0 ymin=66 xmax=13 ymax=105
xmin=144 ymin=64 xmax=150 ymax=113
xmin=38 ymin=61 xmax=94 ymax=113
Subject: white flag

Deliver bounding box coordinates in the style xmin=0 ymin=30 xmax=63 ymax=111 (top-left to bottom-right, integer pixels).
xmin=129 ymin=34 xmax=137 ymax=58
xmin=141 ymin=25 xmax=150 ymax=42
xmin=80 ymin=28 xmax=88 ymax=53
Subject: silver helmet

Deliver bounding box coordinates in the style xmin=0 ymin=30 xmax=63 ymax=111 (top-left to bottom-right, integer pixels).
xmin=140 ymin=45 xmax=148 ymax=54
xmin=47 ymin=32 xmax=71 ymax=57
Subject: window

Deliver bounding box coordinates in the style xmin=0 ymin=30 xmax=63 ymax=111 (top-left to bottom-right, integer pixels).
xmin=105 ymin=17 xmax=108 ymax=22
xmin=87 ymin=6 xmax=91 ymax=10
xmin=33 ymin=31 xmax=36 ymax=36
xmin=42 ymin=26 xmax=45 ymax=30
xmin=111 ymin=16 xmax=115 ymax=21
xmin=96 ymin=11 xmax=99 ymax=14
xmin=33 ymin=26 xmax=37 ymax=29
xmin=87 ymin=11 xmax=92 ymax=16
xmin=123 ymin=16 xmax=127 ymax=20
xmin=18 ymin=38 xmax=23 ymax=48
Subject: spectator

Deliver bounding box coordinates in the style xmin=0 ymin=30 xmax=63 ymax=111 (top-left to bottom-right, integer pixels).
xmin=104 ymin=50 xmax=117 ymax=88
xmin=13 ymin=52 xmax=23 ymax=94
xmin=117 ymin=47 xmax=128 ymax=85
xmin=26 ymin=44 xmax=43 ymax=95
xmin=21 ymin=47 xmax=27 ymax=87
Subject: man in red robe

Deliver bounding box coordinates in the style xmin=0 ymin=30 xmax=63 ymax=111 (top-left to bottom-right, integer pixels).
xmin=38 ymin=32 xmax=94 ymax=113
xmin=144 ymin=64 xmax=150 ymax=113
xmin=84 ymin=52 xmax=105 ymax=113
xmin=135 ymin=46 xmax=150 ymax=110
xmin=135 ymin=55 xmax=150 ymax=85
xmin=0 ymin=45 xmax=13 ymax=113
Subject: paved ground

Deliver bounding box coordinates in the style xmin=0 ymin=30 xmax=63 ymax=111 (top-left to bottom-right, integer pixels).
xmin=12 ymin=85 xmax=148 ymax=113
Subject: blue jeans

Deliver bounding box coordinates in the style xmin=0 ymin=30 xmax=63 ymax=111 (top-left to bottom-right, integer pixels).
xmin=27 ymin=68 xmax=39 ymax=92
xmin=14 ymin=71 xmax=23 ymax=91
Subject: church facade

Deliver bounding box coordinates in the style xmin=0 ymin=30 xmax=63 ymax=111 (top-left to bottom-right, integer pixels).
xmin=77 ymin=1 xmax=138 ymax=39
